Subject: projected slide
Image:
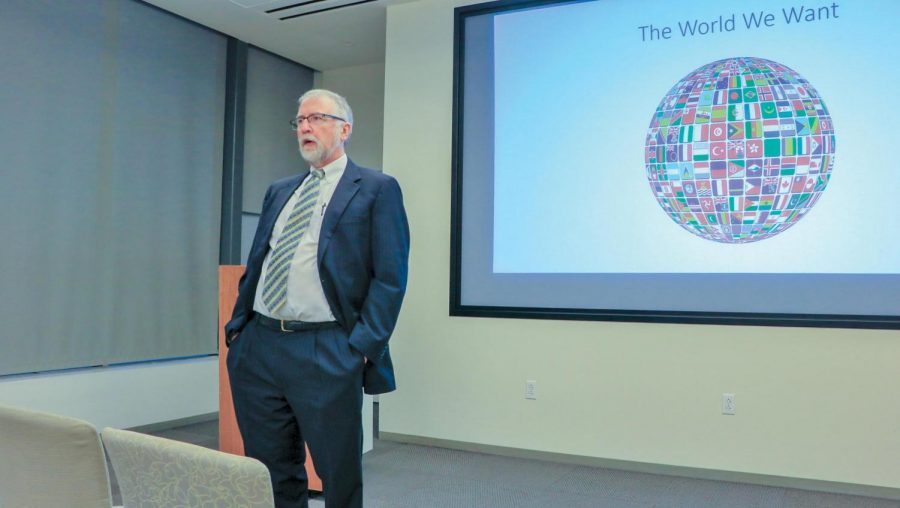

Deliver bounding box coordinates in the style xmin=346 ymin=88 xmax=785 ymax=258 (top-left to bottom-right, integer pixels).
xmin=452 ymin=0 xmax=900 ymax=327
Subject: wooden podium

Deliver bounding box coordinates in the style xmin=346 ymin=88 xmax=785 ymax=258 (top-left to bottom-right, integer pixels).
xmin=218 ymin=265 xmax=322 ymax=492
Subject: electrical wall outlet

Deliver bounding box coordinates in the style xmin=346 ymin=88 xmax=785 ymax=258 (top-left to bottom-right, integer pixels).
xmin=525 ymin=380 xmax=537 ymax=400
xmin=722 ymin=393 xmax=736 ymax=415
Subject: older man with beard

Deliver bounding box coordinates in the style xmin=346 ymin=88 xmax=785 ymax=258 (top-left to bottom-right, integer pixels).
xmin=225 ymin=89 xmax=409 ymax=508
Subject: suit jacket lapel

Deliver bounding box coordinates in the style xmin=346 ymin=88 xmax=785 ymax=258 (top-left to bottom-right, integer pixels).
xmin=319 ymin=160 xmax=361 ymax=259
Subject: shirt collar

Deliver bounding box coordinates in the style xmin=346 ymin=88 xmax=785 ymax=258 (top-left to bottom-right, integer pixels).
xmin=312 ymin=154 xmax=347 ymax=184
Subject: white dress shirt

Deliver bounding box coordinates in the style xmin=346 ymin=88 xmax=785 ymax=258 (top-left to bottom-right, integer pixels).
xmin=253 ymin=155 xmax=347 ymax=322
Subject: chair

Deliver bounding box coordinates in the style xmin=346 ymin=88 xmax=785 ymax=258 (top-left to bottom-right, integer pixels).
xmin=101 ymin=427 xmax=274 ymax=508
xmin=0 ymin=404 xmax=114 ymax=508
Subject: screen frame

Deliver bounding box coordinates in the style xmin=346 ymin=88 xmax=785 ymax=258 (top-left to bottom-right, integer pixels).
xmin=449 ymin=0 xmax=900 ymax=330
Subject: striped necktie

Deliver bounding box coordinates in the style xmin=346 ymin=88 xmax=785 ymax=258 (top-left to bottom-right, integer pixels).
xmin=261 ymin=169 xmax=325 ymax=313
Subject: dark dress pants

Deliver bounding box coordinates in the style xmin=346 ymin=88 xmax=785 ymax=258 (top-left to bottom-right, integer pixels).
xmin=227 ymin=316 xmax=365 ymax=508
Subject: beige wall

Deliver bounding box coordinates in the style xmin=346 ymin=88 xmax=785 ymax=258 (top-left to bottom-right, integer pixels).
xmin=381 ymin=0 xmax=900 ymax=491
xmin=316 ymin=62 xmax=386 ymax=171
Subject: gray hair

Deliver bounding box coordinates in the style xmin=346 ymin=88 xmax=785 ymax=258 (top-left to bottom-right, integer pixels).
xmin=298 ymin=88 xmax=354 ymax=126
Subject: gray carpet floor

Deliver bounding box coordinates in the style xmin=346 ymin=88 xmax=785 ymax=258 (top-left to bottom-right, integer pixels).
xmin=113 ymin=418 xmax=898 ymax=508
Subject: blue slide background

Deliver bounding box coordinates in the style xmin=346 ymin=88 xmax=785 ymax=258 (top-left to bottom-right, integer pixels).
xmin=493 ymin=0 xmax=899 ymax=274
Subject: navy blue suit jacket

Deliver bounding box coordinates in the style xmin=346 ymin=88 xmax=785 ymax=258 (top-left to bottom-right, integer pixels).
xmin=226 ymin=160 xmax=409 ymax=395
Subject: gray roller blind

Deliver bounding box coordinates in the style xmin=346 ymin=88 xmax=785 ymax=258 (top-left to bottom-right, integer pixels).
xmin=0 ymin=0 xmax=225 ymax=375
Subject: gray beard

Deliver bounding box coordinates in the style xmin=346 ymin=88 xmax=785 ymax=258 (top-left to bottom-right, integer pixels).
xmin=300 ymin=146 xmax=324 ymax=165
xmin=299 ymin=138 xmax=340 ymax=167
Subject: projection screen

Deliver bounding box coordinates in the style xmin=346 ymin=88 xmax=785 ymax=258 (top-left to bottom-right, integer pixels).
xmin=450 ymin=0 xmax=900 ymax=329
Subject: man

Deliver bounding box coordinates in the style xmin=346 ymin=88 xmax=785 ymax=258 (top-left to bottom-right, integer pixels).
xmin=225 ymin=89 xmax=409 ymax=508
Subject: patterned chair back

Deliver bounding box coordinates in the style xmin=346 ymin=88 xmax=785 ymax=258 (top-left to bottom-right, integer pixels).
xmin=101 ymin=427 xmax=274 ymax=508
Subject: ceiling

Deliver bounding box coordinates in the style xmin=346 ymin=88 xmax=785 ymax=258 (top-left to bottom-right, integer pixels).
xmin=143 ymin=0 xmax=409 ymax=71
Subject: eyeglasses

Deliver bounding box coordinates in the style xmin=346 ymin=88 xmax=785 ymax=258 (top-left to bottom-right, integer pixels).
xmin=290 ymin=113 xmax=346 ymax=129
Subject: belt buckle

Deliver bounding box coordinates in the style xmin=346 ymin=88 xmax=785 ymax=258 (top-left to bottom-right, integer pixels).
xmin=280 ymin=320 xmax=290 ymax=332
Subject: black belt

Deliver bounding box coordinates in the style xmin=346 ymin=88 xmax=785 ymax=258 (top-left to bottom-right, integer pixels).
xmin=256 ymin=315 xmax=339 ymax=333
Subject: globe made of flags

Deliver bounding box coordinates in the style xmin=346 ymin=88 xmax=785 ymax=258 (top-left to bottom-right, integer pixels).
xmin=645 ymin=57 xmax=835 ymax=243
